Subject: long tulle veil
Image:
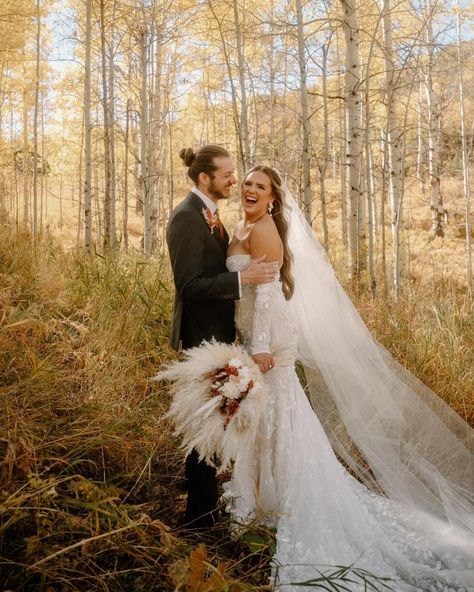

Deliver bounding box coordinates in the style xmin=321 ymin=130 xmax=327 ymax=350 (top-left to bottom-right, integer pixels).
xmin=280 ymin=175 xmax=474 ymax=538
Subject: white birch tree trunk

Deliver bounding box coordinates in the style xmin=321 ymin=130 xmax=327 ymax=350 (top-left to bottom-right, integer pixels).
xmin=296 ymin=0 xmax=312 ymax=223
xmin=123 ymin=98 xmax=130 ymax=250
xmin=108 ymin=1 xmax=116 ymax=248
xmin=139 ymin=20 xmax=151 ymax=254
xmin=416 ymin=78 xmax=425 ymax=192
xmin=381 ymin=0 xmax=404 ymax=293
xmin=93 ymin=116 xmax=102 ymax=242
xmin=77 ymin=121 xmax=84 ymax=247
xmin=83 ymin=0 xmax=92 ymax=252
xmin=32 ymin=0 xmax=40 ymax=236
xmin=149 ymin=10 xmax=163 ymax=251
xmin=336 ymin=31 xmax=348 ymax=249
xmin=131 ymin=110 xmax=142 ymax=215
xmin=281 ymin=28 xmax=289 ymax=169
xmin=22 ymin=90 xmax=29 ymax=224
xmin=456 ymin=1 xmax=473 ymax=296
xmin=59 ymin=172 xmax=63 ymax=228
xmin=426 ymin=4 xmax=445 ymax=238
xmin=341 ymin=0 xmax=364 ymax=279
xmin=319 ymin=40 xmax=331 ymax=251
xmin=380 ymin=127 xmax=388 ymax=286
xmin=363 ymin=21 xmax=378 ymax=296
xmin=233 ymin=0 xmax=250 ymax=170
xmin=40 ymin=91 xmax=45 ymax=229
xmin=269 ymin=0 xmax=276 ymax=166
xmin=365 ymin=124 xmax=376 ymax=296
xmin=207 ymin=0 xmax=244 ymax=175
xmin=99 ymin=0 xmax=113 ymax=247
xmin=168 ymin=110 xmax=174 ymax=221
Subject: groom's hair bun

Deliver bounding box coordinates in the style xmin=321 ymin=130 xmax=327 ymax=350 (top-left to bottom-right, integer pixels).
xmin=180 ymin=145 xmax=231 ymax=184
xmin=179 ymin=147 xmax=195 ymax=167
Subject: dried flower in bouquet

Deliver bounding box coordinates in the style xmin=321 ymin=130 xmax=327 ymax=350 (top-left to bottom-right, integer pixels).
xmin=153 ymin=340 xmax=268 ymax=473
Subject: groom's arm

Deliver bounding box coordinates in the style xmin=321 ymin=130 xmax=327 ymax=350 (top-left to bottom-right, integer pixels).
xmin=167 ymin=209 xmax=240 ymax=302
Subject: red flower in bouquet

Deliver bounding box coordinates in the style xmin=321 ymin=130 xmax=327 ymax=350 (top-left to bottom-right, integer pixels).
xmin=208 ymin=360 xmax=256 ymax=429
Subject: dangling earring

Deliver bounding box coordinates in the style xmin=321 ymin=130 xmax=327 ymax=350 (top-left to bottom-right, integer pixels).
xmin=268 ymin=201 xmax=274 ymax=215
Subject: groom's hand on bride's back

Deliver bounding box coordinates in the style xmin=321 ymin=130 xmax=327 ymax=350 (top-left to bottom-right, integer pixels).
xmin=240 ymin=255 xmax=279 ymax=285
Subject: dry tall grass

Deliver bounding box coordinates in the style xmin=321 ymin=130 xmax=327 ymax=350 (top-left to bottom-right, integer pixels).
xmin=0 ymin=220 xmax=472 ymax=591
xmin=353 ymin=279 xmax=473 ymax=424
xmin=0 ymin=223 xmax=286 ymax=591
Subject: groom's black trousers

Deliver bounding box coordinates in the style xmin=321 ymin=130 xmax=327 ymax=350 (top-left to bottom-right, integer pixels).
xmin=183 ymin=449 xmax=218 ymax=528
xmin=180 ymin=324 xmax=235 ymax=529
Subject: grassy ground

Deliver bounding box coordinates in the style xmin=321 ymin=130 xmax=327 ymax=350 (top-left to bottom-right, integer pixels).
xmin=0 ymin=223 xmax=279 ymax=591
xmin=0 ymin=218 xmax=472 ymax=591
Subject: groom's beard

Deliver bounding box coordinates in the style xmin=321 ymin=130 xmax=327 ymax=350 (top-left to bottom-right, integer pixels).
xmin=208 ymin=180 xmax=232 ymax=201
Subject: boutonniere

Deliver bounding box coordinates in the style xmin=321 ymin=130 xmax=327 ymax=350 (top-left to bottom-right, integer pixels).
xmin=202 ymin=207 xmax=218 ymax=233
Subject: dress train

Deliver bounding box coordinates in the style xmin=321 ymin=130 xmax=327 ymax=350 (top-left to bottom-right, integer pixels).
xmin=225 ymin=254 xmax=474 ymax=592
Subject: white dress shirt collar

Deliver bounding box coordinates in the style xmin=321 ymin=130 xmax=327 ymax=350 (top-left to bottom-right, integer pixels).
xmin=192 ymin=186 xmax=218 ymax=214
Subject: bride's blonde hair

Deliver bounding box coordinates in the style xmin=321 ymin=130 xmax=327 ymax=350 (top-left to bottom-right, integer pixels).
xmin=245 ymin=166 xmax=294 ymax=300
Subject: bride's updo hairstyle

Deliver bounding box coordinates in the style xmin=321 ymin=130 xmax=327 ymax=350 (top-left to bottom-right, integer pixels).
xmin=246 ymin=165 xmax=295 ymax=300
xmin=179 ymin=145 xmax=231 ymax=184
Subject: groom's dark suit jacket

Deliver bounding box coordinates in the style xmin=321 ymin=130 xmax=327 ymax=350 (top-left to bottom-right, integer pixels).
xmin=166 ymin=191 xmax=240 ymax=351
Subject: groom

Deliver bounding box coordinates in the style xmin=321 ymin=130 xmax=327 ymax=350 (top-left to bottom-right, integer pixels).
xmin=166 ymin=144 xmax=277 ymax=529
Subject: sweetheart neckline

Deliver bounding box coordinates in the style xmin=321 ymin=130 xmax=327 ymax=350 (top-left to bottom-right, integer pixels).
xmin=226 ymin=253 xmax=252 ymax=260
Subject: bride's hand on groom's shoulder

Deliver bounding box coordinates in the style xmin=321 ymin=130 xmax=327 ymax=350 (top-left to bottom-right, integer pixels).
xmin=240 ymin=255 xmax=279 ymax=286
xmin=252 ymin=352 xmax=275 ymax=374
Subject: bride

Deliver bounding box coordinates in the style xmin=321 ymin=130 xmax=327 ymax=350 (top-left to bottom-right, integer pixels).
xmin=224 ymin=166 xmax=474 ymax=591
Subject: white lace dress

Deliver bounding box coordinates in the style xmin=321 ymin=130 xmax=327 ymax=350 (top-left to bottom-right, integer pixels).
xmin=225 ymin=254 xmax=474 ymax=592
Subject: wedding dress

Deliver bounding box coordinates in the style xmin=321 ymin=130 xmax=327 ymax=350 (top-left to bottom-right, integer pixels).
xmin=224 ymin=251 xmax=474 ymax=591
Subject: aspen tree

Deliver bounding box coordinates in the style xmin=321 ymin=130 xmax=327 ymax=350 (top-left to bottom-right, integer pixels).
xmin=380 ymin=127 xmax=388 ymax=286
xmin=40 ymin=91 xmax=45 ymax=229
xmin=99 ymin=0 xmax=114 ymax=247
xmin=108 ymin=0 xmax=117 ymax=248
xmin=455 ymin=0 xmax=472 ymax=297
xmin=361 ymin=9 xmax=380 ymax=297
xmin=232 ymin=0 xmax=251 ymax=170
xmin=340 ymin=0 xmax=364 ymax=279
xmin=206 ymin=0 xmax=245 ymax=175
xmin=295 ymin=0 xmax=312 ymax=224
xmin=425 ymin=0 xmax=445 ymax=237
xmin=416 ymin=79 xmax=425 ymax=191
xmin=381 ymin=0 xmax=404 ymax=293
xmin=123 ymin=98 xmax=130 ymax=250
xmin=138 ymin=13 xmax=151 ymax=254
xmin=149 ymin=2 xmax=167 ymax=251
xmin=335 ymin=29 xmax=348 ymax=249
xmin=22 ymin=88 xmax=29 ymax=224
xmin=318 ymin=38 xmax=331 ymax=252
xmin=268 ymin=0 xmax=276 ymax=166
xmin=77 ymin=120 xmax=84 ymax=247
xmin=84 ymin=0 xmax=92 ymax=252
xmin=32 ymin=0 xmax=40 ymax=236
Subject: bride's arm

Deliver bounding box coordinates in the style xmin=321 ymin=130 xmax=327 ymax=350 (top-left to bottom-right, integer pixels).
xmin=248 ymin=220 xmax=282 ymax=373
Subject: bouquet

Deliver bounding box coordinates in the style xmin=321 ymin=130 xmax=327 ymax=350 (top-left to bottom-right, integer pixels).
xmin=154 ymin=340 xmax=268 ymax=473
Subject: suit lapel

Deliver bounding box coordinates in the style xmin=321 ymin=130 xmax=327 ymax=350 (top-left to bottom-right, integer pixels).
xmin=187 ymin=191 xmax=229 ymax=252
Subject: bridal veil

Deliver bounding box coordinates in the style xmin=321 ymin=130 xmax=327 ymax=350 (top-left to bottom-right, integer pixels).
xmin=281 ymin=175 xmax=473 ymax=543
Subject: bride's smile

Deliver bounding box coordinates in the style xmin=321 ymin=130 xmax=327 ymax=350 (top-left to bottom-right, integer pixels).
xmin=242 ymin=170 xmax=275 ymax=222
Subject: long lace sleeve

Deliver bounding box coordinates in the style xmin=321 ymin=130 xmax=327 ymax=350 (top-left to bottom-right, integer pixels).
xmin=250 ymin=283 xmax=273 ymax=355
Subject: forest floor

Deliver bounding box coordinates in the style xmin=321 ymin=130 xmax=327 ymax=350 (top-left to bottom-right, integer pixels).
xmin=0 ymin=177 xmax=473 ymax=590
